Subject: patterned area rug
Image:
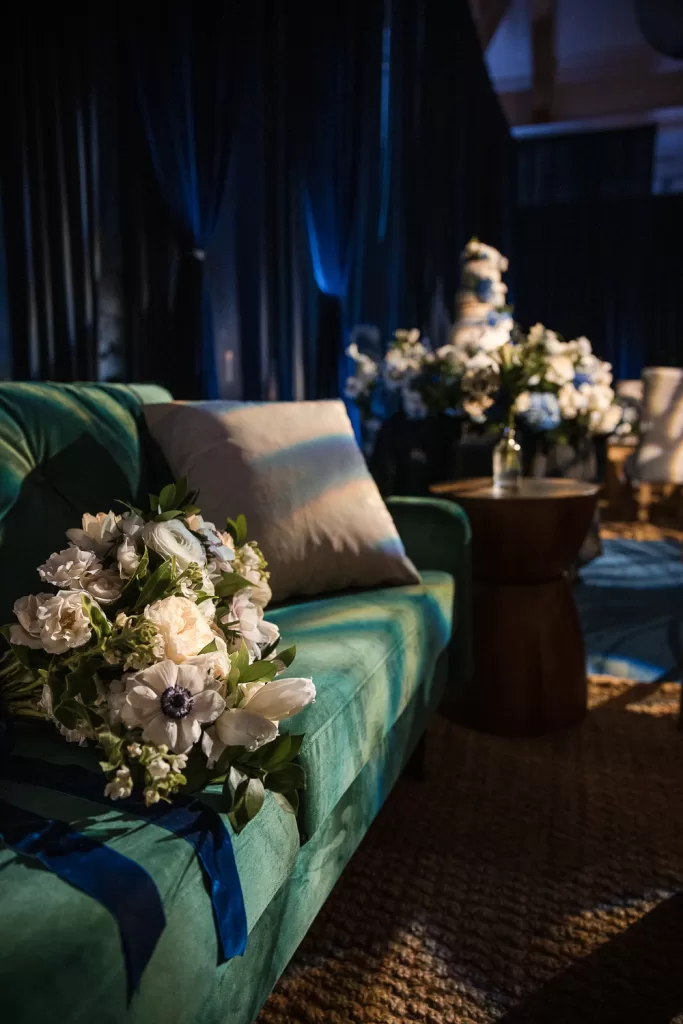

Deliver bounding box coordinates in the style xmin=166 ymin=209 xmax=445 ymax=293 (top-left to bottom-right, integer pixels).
xmin=258 ymin=679 xmax=683 ymax=1024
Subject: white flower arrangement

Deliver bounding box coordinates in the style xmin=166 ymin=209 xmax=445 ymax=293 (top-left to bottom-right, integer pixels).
xmin=0 ymin=480 xmax=315 ymax=831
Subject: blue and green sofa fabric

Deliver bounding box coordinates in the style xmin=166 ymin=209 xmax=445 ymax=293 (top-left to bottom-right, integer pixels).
xmin=0 ymin=383 xmax=472 ymax=1024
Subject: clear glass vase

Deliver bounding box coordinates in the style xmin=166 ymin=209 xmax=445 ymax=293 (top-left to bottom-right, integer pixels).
xmin=492 ymin=425 xmax=521 ymax=493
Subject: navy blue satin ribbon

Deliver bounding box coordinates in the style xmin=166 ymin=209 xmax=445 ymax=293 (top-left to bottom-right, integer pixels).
xmin=0 ymin=756 xmax=247 ymax=961
xmin=0 ymin=797 xmax=165 ymax=994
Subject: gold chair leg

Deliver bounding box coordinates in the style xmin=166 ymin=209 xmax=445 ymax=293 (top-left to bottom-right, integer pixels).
xmin=637 ymin=482 xmax=652 ymax=533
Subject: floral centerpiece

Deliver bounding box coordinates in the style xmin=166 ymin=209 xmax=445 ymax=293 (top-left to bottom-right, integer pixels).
xmin=0 ymin=480 xmax=315 ymax=832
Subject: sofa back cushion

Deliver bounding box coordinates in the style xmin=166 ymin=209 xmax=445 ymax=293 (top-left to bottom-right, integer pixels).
xmin=0 ymin=383 xmax=172 ymax=622
xmin=144 ymin=399 xmax=420 ymax=602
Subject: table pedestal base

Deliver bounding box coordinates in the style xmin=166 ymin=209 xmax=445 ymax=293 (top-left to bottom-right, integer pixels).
xmin=463 ymin=578 xmax=588 ymax=737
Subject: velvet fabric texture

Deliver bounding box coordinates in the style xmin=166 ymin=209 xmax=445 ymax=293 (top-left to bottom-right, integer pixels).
xmin=144 ymin=400 xmax=420 ymax=601
xmin=0 ymin=383 xmax=172 ymax=623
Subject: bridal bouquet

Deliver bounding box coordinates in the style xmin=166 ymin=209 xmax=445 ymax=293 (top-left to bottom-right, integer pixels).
xmin=0 ymin=480 xmax=315 ymax=831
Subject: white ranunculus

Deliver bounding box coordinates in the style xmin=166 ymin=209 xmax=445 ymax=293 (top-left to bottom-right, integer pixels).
xmin=223 ymin=591 xmax=280 ymax=661
xmin=117 ymin=536 xmax=140 ymax=578
xmin=202 ymin=676 xmax=315 ymax=763
xmin=558 ymin=383 xmax=588 ymax=420
xmin=38 ymin=546 xmax=102 ymax=589
xmin=84 ymin=570 xmax=124 ymax=605
xmin=545 ymin=354 xmax=576 ymax=387
xmin=66 ymin=511 xmax=120 ymax=555
xmin=142 ymin=519 xmax=206 ymax=570
xmin=513 ymin=391 xmax=531 ymax=415
xmin=145 ymin=595 xmax=216 ymax=663
xmin=32 ymin=591 xmax=92 ymax=654
xmin=121 ymin=659 xmax=225 ymax=754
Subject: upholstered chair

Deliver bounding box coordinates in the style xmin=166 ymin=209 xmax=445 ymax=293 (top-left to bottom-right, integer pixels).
xmin=632 ymin=367 xmax=683 ymax=524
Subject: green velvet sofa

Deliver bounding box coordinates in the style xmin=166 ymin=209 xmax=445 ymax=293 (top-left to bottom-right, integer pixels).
xmin=0 ymin=383 xmax=472 ymax=1024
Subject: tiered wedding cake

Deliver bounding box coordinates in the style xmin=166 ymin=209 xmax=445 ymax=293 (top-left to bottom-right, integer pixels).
xmin=450 ymin=238 xmax=513 ymax=351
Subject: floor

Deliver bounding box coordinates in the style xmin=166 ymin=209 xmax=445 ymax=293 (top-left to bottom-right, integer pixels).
xmin=257 ymin=534 xmax=683 ymax=1024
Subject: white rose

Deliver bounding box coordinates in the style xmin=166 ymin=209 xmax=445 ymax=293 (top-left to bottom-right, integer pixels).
xmin=33 ymin=591 xmax=92 ymax=654
xmin=84 ymin=570 xmax=124 ymax=605
xmin=10 ymin=593 xmax=56 ymax=648
xmin=589 ymin=404 xmax=622 ymax=436
xmin=38 ymin=546 xmax=102 ymax=589
xmin=117 ymin=536 xmax=140 ymax=578
xmin=66 ymin=511 xmax=120 ymax=555
xmin=513 ymin=391 xmax=531 ymax=415
xmin=141 ymin=520 xmax=206 ymax=570
xmin=558 ymin=383 xmax=588 ymax=420
xmin=145 ymin=595 xmax=216 ymax=663
xmin=545 ymin=354 xmax=576 ymax=386
xmin=586 ymin=383 xmax=615 ymax=412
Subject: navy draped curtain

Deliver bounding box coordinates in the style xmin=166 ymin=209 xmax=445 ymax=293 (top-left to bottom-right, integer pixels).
xmin=127 ymin=2 xmax=245 ymax=400
xmin=0 ymin=10 xmax=109 ymax=380
xmin=513 ymin=127 xmax=665 ymax=379
xmin=0 ymin=0 xmax=516 ymax=398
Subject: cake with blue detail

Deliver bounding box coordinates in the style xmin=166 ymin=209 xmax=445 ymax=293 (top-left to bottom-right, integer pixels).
xmin=451 ymin=238 xmax=513 ymax=351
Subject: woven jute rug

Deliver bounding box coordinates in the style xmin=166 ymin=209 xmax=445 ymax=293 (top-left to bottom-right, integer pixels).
xmin=258 ymin=679 xmax=683 ymax=1024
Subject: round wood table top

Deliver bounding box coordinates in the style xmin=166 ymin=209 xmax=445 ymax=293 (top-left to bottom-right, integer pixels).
xmin=431 ymin=477 xmax=599 ymax=502
xmin=431 ymin=477 xmax=599 ymax=584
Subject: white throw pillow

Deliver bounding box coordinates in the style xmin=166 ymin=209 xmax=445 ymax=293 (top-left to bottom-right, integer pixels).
xmin=144 ymin=400 xmax=420 ymax=602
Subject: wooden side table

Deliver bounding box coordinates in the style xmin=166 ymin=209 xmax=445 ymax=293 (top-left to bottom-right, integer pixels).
xmin=431 ymin=477 xmax=599 ymax=736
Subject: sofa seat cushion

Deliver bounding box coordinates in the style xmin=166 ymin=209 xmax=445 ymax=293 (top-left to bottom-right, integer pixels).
xmin=269 ymin=569 xmax=454 ymax=837
xmin=0 ymin=749 xmax=300 ymax=1024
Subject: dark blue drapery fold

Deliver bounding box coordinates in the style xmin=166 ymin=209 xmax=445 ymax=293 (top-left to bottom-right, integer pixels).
xmin=129 ymin=2 xmax=243 ymax=399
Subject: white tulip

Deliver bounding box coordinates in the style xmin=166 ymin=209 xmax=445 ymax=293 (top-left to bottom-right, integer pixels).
xmin=141 ymin=519 xmax=206 ymax=570
xmin=202 ymin=675 xmax=315 ymax=762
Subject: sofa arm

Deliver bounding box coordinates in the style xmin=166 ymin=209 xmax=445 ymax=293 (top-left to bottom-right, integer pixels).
xmin=386 ymin=496 xmax=473 ymax=690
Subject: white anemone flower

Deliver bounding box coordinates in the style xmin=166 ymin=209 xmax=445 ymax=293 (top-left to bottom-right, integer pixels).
xmin=121 ymin=660 xmax=225 ymax=754
xmin=202 ymin=676 xmax=316 ymax=764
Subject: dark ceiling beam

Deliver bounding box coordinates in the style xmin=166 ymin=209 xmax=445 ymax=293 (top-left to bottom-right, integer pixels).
xmin=469 ymin=0 xmax=512 ymax=50
xmin=531 ymin=0 xmax=557 ymax=123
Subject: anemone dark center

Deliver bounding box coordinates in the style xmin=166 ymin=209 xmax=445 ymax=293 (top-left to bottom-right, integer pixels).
xmin=160 ymin=685 xmax=194 ymax=719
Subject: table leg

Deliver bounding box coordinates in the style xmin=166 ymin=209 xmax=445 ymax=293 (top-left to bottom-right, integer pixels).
xmin=463 ymin=577 xmax=588 ymax=737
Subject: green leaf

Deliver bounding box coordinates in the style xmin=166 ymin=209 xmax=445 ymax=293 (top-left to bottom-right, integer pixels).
xmin=213 ymin=572 xmax=252 ymax=599
xmin=221 ymin=766 xmax=247 ymax=812
xmin=158 ymin=483 xmax=177 ymax=512
xmin=148 ymin=493 xmax=159 ymax=512
xmin=248 ymin=733 xmax=304 ymax=772
xmin=230 ymin=640 xmax=250 ymax=681
xmin=271 ymin=790 xmax=299 ymax=816
xmin=239 ymin=659 xmax=277 ymax=684
xmin=64 ymin=660 xmax=99 ymax=706
xmin=264 ymin=762 xmax=306 ymax=794
xmin=228 ymin=777 xmax=265 ymax=832
xmin=153 ymin=509 xmax=185 ymax=522
xmin=173 ymin=477 xmax=189 ymax=508
xmin=274 ymin=644 xmax=296 ymax=668
xmin=81 ymin=594 xmax=112 ymax=642
xmin=183 ymin=504 xmax=202 ymax=517
xmin=133 ymin=559 xmax=174 ymax=611
xmin=198 ymin=639 xmax=218 ymax=655
xmin=225 ymin=514 xmax=247 ymax=547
